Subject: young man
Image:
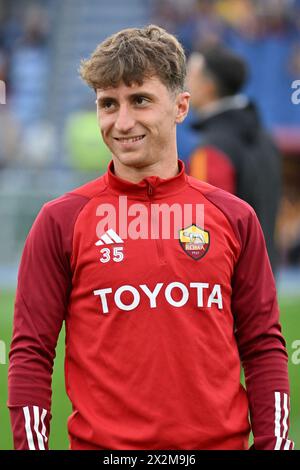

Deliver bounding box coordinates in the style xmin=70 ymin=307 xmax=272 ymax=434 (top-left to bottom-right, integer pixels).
xmin=186 ymin=46 xmax=281 ymax=274
xmin=8 ymin=25 xmax=293 ymax=450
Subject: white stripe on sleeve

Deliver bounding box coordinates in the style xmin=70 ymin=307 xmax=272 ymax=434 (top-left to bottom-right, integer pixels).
xmin=40 ymin=408 xmax=48 ymax=443
xmin=282 ymin=393 xmax=289 ymax=439
xmin=284 ymin=439 xmax=292 ymax=450
xmin=274 ymin=392 xmax=293 ymax=450
xmin=275 ymin=436 xmax=283 ymax=450
xmin=274 ymin=391 xmax=281 ymax=438
xmin=22 ymin=406 xmax=35 ymax=450
xmin=33 ymin=406 xmax=45 ymax=450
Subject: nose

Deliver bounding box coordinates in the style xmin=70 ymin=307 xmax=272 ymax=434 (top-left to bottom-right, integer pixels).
xmin=115 ymin=104 xmax=135 ymax=133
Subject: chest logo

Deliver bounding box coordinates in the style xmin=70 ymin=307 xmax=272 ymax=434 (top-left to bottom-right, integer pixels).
xmin=179 ymin=224 xmax=210 ymax=260
xmin=95 ymin=229 xmax=124 ymax=263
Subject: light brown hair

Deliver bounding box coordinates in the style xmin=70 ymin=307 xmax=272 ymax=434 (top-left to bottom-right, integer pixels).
xmin=80 ymin=25 xmax=186 ymax=93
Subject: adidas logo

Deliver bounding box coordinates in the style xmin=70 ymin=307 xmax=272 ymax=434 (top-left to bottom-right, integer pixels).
xmin=95 ymin=229 xmax=124 ymax=246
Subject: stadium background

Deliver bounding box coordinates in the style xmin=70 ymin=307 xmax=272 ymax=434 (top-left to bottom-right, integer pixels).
xmin=0 ymin=0 xmax=299 ymax=450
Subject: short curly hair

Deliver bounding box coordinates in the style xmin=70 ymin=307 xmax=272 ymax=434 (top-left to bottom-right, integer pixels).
xmin=80 ymin=25 xmax=186 ymax=93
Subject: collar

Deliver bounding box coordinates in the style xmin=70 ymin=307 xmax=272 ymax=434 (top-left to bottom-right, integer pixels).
xmin=105 ymin=159 xmax=187 ymax=200
xmin=198 ymin=94 xmax=248 ymax=119
xmin=192 ymin=95 xmax=250 ymax=131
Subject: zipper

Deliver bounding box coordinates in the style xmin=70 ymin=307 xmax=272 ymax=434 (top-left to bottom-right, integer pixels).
xmin=147 ymin=182 xmax=166 ymax=265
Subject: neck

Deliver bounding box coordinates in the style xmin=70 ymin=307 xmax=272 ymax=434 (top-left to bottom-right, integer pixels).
xmin=112 ymin=156 xmax=180 ymax=184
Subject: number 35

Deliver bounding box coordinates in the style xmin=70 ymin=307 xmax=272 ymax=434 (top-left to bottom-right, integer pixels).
xmin=100 ymin=246 xmax=124 ymax=263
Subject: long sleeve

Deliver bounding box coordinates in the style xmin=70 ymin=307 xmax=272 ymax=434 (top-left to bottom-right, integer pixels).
xmin=204 ymin=188 xmax=294 ymax=450
xmin=231 ymin=207 xmax=294 ymax=450
xmin=8 ymin=193 xmax=88 ymax=449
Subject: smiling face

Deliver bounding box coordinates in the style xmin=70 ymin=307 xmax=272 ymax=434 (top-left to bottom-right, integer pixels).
xmin=96 ymin=76 xmax=190 ymax=180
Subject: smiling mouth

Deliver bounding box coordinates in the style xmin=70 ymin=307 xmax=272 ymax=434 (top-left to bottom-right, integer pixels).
xmin=114 ymin=135 xmax=145 ymax=143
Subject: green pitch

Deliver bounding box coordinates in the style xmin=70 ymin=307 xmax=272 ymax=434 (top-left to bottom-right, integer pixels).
xmin=1 ymin=290 xmax=299 ymax=450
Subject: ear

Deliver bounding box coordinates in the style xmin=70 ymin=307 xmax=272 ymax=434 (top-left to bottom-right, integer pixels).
xmin=175 ymin=91 xmax=190 ymax=123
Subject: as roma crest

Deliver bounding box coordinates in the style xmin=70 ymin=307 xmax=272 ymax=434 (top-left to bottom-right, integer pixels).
xmin=179 ymin=224 xmax=210 ymax=260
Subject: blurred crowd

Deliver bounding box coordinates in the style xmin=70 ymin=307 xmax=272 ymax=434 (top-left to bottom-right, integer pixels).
xmin=0 ymin=0 xmax=299 ymax=267
xmin=152 ymin=0 xmax=300 ymax=54
xmin=0 ymin=2 xmax=52 ymax=169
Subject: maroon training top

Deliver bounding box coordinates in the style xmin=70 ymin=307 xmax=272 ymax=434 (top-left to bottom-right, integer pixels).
xmin=8 ymin=161 xmax=294 ymax=450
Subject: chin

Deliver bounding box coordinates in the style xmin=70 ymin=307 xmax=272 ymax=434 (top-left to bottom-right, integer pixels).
xmin=116 ymin=153 xmax=154 ymax=169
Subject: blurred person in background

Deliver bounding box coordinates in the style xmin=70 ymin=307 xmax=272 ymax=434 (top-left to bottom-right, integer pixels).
xmin=6 ymin=4 xmax=54 ymax=167
xmin=9 ymin=5 xmax=50 ymax=129
xmin=0 ymin=47 xmax=21 ymax=169
xmin=186 ymin=45 xmax=281 ymax=273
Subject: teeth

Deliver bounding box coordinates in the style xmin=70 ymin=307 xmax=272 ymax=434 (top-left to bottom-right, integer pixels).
xmin=117 ymin=136 xmax=144 ymax=143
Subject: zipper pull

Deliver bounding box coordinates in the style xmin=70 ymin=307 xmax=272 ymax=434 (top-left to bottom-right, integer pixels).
xmin=148 ymin=183 xmax=153 ymax=197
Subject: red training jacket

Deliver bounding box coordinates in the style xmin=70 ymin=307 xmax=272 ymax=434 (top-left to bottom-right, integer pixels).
xmin=8 ymin=160 xmax=294 ymax=450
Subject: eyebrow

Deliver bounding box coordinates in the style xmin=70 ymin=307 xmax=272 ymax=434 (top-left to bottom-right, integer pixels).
xmin=96 ymin=91 xmax=156 ymax=104
xmin=130 ymin=92 xmax=156 ymax=100
xmin=96 ymin=96 xmax=117 ymax=105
